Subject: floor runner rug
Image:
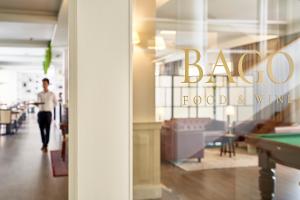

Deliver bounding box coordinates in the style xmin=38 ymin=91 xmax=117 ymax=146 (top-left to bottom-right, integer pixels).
xmin=50 ymin=150 xmax=68 ymax=177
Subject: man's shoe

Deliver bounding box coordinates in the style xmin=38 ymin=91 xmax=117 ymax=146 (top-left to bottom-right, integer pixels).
xmin=43 ymin=147 xmax=48 ymax=153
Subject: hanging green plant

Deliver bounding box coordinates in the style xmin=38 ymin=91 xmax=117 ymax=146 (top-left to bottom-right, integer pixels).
xmin=43 ymin=42 xmax=52 ymax=74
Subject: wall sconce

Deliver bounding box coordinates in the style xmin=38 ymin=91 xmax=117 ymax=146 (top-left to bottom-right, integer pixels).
xmin=148 ymin=36 xmax=166 ymax=50
xmin=132 ymin=31 xmax=140 ymax=45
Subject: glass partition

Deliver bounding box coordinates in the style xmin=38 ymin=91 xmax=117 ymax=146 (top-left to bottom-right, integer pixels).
xmin=133 ymin=0 xmax=300 ymax=199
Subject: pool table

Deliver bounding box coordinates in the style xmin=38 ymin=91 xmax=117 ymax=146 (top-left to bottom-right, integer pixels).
xmin=246 ymin=133 xmax=300 ymax=200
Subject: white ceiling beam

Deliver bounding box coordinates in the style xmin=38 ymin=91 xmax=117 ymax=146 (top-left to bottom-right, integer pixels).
xmin=0 ymin=60 xmax=61 ymax=66
xmin=0 ymin=55 xmax=44 ymax=62
xmin=0 ymin=39 xmax=49 ymax=48
xmin=0 ymin=61 xmax=42 ymax=66
xmin=0 ymin=9 xmax=57 ymax=24
xmin=155 ymin=19 xmax=286 ymax=35
xmin=0 ymin=65 xmax=42 ymax=72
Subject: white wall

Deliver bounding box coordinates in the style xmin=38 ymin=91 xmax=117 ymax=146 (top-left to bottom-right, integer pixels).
xmin=0 ymin=70 xmax=17 ymax=105
xmin=69 ymin=0 xmax=131 ymax=200
xmin=0 ymin=67 xmax=63 ymax=106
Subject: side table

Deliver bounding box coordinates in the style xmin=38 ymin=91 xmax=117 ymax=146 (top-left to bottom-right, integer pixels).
xmin=220 ymin=134 xmax=236 ymax=157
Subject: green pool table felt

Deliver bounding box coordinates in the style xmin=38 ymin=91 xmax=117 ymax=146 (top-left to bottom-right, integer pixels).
xmin=256 ymin=133 xmax=300 ymax=147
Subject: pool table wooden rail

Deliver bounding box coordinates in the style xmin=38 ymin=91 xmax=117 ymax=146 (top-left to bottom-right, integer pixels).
xmin=246 ymin=134 xmax=300 ymax=169
xmin=246 ymin=133 xmax=300 ymax=200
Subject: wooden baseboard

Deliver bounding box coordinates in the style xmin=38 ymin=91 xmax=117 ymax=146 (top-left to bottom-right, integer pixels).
xmin=133 ymin=122 xmax=162 ymax=200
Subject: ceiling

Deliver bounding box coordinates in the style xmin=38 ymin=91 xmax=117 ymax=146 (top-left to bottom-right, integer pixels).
xmin=0 ymin=22 xmax=54 ymax=41
xmin=0 ymin=0 xmax=64 ymax=72
xmin=0 ymin=0 xmax=62 ymax=14
xmin=0 ymin=47 xmax=46 ymax=71
xmin=149 ymin=0 xmax=297 ymax=62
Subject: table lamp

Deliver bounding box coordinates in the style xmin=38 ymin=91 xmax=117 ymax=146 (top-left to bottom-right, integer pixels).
xmin=225 ymin=105 xmax=235 ymax=134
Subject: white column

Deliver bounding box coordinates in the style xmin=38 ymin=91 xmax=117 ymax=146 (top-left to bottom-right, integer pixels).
xmin=133 ymin=0 xmax=156 ymax=122
xmin=68 ymin=0 xmax=131 ymax=200
xmin=132 ymin=1 xmax=162 ymax=199
xmin=258 ymin=0 xmax=268 ymax=53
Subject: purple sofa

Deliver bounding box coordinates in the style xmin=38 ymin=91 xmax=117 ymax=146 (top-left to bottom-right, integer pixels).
xmin=161 ymin=118 xmax=226 ymax=162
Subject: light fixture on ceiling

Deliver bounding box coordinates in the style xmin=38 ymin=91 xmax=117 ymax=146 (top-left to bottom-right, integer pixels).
xmin=148 ymin=36 xmax=166 ymax=50
xmin=132 ymin=31 xmax=140 ymax=44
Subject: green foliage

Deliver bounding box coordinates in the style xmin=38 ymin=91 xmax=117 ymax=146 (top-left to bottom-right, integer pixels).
xmin=43 ymin=42 xmax=52 ymax=74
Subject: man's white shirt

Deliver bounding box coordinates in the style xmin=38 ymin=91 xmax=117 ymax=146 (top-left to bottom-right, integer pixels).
xmin=37 ymin=91 xmax=57 ymax=112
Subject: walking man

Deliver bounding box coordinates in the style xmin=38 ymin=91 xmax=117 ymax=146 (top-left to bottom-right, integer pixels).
xmin=36 ymin=78 xmax=57 ymax=153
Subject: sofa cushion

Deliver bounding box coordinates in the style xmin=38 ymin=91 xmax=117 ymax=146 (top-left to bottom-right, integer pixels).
xmin=171 ymin=118 xmax=211 ymax=131
xmin=205 ymin=120 xmax=226 ymax=131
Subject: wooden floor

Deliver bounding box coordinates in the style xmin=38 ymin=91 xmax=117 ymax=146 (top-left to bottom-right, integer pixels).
xmin=161 ymin=159 xmax=300 ymax=200
xmin=2 ymin=114 xmax=300 ymax=200
xmin=0 ymin=114 xmax=68 ymax=200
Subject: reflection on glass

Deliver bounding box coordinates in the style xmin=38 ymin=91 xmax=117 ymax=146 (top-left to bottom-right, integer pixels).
xmin=133 ymin=0 xmax=300 ymax=199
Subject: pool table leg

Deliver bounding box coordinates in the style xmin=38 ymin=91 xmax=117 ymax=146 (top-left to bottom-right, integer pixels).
xmin=258 ymin=150 xmax=276 ymax=200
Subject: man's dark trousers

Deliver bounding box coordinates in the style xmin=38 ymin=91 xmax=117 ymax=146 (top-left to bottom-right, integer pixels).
xmin=38 ymin=111 xmax=52 ymax=147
